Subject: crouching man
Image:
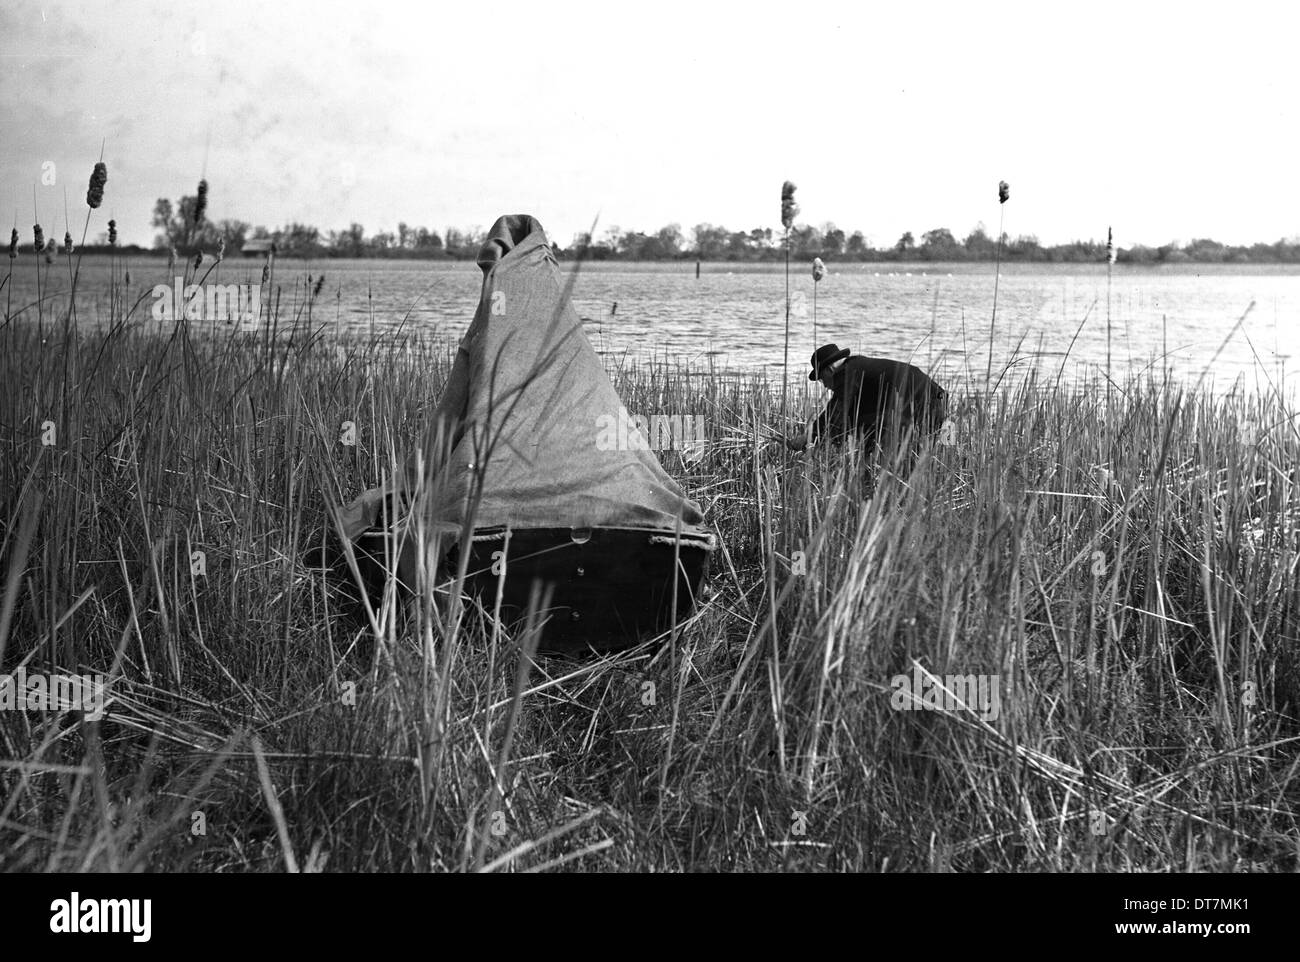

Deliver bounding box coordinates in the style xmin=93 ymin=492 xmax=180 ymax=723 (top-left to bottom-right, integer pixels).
xmin=787 ymin=343 xmax=947 ymax=452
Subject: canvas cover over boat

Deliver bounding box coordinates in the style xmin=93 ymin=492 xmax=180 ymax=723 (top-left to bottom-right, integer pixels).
xmin=333 ymin=215 xmax=712 ymax=648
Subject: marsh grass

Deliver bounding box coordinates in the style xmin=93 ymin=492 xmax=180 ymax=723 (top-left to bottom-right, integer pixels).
xmin=1 ymin=275 xmax=1298 ymax=872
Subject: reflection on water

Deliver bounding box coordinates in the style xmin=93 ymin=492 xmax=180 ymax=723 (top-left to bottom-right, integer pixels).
xmin=10 ymin=256 xmax=1299 ymax=394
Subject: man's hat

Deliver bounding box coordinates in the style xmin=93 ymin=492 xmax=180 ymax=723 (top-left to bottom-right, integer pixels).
xmin=809 ymin=343 xmax=851 ymax=380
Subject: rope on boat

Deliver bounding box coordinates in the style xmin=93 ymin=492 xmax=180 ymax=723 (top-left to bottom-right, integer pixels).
xmin=648 ymin=532 xmax=716 ymax=550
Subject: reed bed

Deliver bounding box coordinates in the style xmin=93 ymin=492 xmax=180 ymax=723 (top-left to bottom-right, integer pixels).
xmin=1 ymin=277 xmax=1298 ymax=872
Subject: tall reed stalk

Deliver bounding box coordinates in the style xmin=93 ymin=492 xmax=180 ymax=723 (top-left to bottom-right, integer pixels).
xmin=811 ymin=256 xmax=825 ymax=349
xmin=1106 ymin=225 xmax=1115 ymax=399
xmin=780 ymin=181 xmax=798 ymax=419
xmin=985 ymin=180 xmax=1010 ymax=391
xmin=4 ymin=226 xmax=15 ymax=327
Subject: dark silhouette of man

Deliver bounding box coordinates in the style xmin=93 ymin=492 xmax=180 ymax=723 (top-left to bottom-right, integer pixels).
xmin=787 ymin=343 xmax=947 ymax=452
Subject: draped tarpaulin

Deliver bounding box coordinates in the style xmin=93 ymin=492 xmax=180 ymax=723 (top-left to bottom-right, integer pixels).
xmin=338 ymin=214 xmax=708 ymax=548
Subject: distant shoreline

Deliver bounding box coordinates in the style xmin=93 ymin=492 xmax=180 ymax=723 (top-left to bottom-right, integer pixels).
xmin=46 ymin=251 xmax=1300 ymax=275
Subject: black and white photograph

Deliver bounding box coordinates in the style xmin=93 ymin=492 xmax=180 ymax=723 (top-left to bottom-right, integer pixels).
xmin=0 ymin=0 xmax=1296 ymax=921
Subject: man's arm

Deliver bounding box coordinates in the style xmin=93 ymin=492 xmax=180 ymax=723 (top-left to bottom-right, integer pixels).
xmin=810 ymin=394 xmax=838 ymax=442
xmin=788 ymin=395 xmax=839 ymax=450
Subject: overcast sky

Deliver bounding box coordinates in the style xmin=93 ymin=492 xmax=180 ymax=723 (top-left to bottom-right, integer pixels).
xmin=2 ymin=0 xmax=1297 ymax=250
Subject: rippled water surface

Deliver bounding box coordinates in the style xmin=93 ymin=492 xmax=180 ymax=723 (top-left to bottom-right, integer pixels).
xmin=10 ymin=256 xmax=1299 ymax=393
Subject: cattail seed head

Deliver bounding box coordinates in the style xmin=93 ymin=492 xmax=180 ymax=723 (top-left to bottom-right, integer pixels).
xmin=194 ymin=179 xmax=208 ymax=228
xmin=8 ymin=228 xmax=17 ymax=259
xmin=168 ymin=245 xmax=177 ymax=272
xmin=998 ymin=180 xmax=1010 ymax=204
xmin=193 ymin=250 xmax=203 ymax=270
xmin=812 ymin=257 xmax=826 ymax=282
xmin=1106 ymin=226 xmax=1116 ymax=265
xmin=33 ymin=223 xmax=44 ymax=253
xmin=780 ymin=181 xmax=799 ymax=230
xmin=86 ymin=162 xmax=108 ymax=209
xmin=261 ymin=261 xmax=269 ymax=284
xmin=124 ymin=270 xmax=131 ymax=284
xmin=44 ymin=238 xmax=56 ymax=264
xmin=217 ymin=237 xmax=225 ymax=262
xmin=107 ymin=219 xmax=117 ymax=246
xmin=314 ymin=274 xmax=325 ymax=298
xmin=63 ymin=231 xmax=73 ymax=255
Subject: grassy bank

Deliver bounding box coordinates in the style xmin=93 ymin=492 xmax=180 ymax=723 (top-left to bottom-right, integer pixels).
xmin=1 ymin=293 xmax=1299 ymax=871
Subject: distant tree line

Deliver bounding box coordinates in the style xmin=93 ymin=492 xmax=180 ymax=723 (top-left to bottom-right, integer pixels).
xmin=149 ymin=192 xmax=464 ymax=258
xmin=112 ymin=191 xmax=1300 ymax=265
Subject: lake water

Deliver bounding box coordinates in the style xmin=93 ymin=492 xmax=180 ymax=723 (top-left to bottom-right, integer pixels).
xmin=6 ymin=255 xmax=1299 ymax=394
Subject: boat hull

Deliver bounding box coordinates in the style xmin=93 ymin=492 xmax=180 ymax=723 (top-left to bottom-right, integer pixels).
xmin=349 ymin=525 xmax=713 ymax=654
xmin=451 ymin=526 xmax=713 ymax=654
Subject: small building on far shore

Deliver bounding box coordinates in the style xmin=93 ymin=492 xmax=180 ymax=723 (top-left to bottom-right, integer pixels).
xmin=240 ymin=238 xmax=274 ymax=257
